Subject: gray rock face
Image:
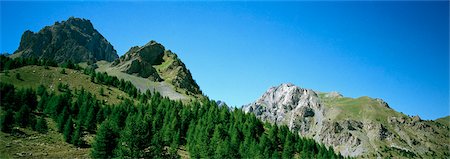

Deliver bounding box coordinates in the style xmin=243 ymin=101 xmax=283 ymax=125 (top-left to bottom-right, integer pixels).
xmin=12 ymin=17 xmax=118 ymax=63
xmin=243 ymin=83 xmax=325 ymax=135
xmin=243 ymin=83 xmax=450 ymax=158
xmin=112 ymin=41 xmax=163 ymax=81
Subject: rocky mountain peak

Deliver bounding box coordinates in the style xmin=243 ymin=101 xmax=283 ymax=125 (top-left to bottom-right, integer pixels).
xmin=243 ymin=83 xmax=449 ymax=158
xmin=243 ymin=83 xmax=324 ymax=131
xmin=11 ymin=17 xmax=118 ymax=63
xmin=111 ymin=40 xmax=201 ymax=94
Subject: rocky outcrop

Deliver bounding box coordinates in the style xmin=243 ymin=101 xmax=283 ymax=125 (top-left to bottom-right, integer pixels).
xmin=12 ymin=17 xmax=118 ymax=63
xmin=112 ymin=41 xmax=163 ymax=81
xmin=243 ymin=83 xmax=450 ymax=158
xmin=243 ymin=83 xmax=324 ymax=134
xmin=111 ymin=41 xmax=201 ymax=94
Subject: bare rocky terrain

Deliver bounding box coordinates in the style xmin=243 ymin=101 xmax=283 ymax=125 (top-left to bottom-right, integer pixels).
xmin=243 ymin=83 xmax=450 ymax=158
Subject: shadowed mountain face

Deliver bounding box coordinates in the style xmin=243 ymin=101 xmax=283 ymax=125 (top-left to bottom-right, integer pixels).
xmin=243 ymin=83 xmax=450 ymax=158
xmin=11 ymin=17 xmax=118 ymax=63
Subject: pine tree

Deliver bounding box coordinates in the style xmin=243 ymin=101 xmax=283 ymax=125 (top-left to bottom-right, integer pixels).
xmin=37 ymin=92 xmax=48 ymax=112
xmin=84 ymin=105 xmax=97 ymax=133
xmin=57 ymin=106 xmax=69 ymax=132
xmin=63 ymin=116 xmax=74 ymax=143
xmin=15 ymin=72 xmax=21 ymax=80
xmin=91 ymin=120 xmax=119 ymax=158
xmin=71 ymin=120 xmax=84 ymax=146
xmin=36 ymin=84 xmax=47 ymax=96
xmin=35 ymin=117 xmax=48 ymax=134
xmin=24 ymin=88 xmax=37 ymax=111
xmin=215 ymin=138 xmax=232 ymax=159
xmin=15 ymin=104 xmax=31 ymax=127
xmin=116 ymin=114 xmax=153 ymax=158
xmin=99 ymin=87 xmax=105 ymax=96
xmin=282 ymin=133 xmax=295 ymax=159
xmin=0 ymin=109 xmax=15 ymax=133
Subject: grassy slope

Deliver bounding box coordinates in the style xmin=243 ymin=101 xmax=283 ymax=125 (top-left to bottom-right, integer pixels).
xmin=318 ymin=93 xmax=449 ymax=158
xmin=0 ymin=66 xmax=191 ymax=159
xmin=0 ymin=118 xmax=89 ymax=158
xmin=0 ymin=65 xmax=131 ymax=105
xmin=435 ymin=116 xmax=450 ymax=128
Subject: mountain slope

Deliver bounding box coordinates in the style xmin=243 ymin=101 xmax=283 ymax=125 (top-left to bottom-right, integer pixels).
xmin=243 ymin=83 xmax=450 ymax=158
xmin=10 ymin=17 xmax=202 ymax=101
xmin=10 ymin=17 xmax=118 ymax=64
xmin=96 ymin=40 xmax=202 ymax=101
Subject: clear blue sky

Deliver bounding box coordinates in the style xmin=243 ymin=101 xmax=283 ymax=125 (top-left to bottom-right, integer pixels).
xmin=1 ymin=1 xmax=448 ymax=120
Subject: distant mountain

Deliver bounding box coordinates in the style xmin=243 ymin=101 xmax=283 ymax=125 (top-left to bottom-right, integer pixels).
xmin=243 ymin=83 xmax=449 ymax=158
xmin=11 ymin=17 xmax=118 ymax=63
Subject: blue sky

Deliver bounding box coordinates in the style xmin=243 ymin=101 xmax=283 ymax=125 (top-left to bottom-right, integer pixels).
xmin=1 ymin=1 xmax=448 ymax=120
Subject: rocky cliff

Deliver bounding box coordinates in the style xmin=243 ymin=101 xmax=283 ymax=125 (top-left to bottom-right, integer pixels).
xmin=243 ymin=83 xmax=450 ymax=158
xmin=11 ymin=17 xmax=118 ymax=63
xmin=111 ymin=41 xmax=201 ymax=95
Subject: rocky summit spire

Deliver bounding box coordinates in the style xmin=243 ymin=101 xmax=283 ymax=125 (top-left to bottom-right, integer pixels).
xmin=12 ymin=17 xmax=118 ymax=63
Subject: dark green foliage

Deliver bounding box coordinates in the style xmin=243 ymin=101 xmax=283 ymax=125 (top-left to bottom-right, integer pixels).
xmin=15 ymin=73 xmax=21 ymax=80
xmin=115 ymin=113 xmax=154 ymax=158
xmin=57 ymin=83 xmax=69 ymax=92
xmin=91 ymin=120 xmax=119 ymax=158
xmin=36 ymin=84 xmax=47 ymax=97
xmin=72 ymin=120 xmax=84 ymax=147
xmin=60 ymin=68 xmax=66 ymax=74
xmin=0 ymin=82 xmax=15 ymax=110
xmin=35 ymin=117 xmax=48 ymax=133
xmin=99 ymin=87 xmax=105 ymax=96
xmin=0 ymin=55 xmax=57 ymax=71
xmin=63 ymin=116 xmax=74 ymax=142
xmin=0 ymin=109 xmax=15 ymax=133
xmin=15 ymin=104 xmax=31 ymax=127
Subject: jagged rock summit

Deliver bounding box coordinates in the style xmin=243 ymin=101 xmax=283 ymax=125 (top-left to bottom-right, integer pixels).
xmin=111 ymin=40 xmax=201 ymax=95
xmin=243 ymin=83 xmax=324 ymax=134
xmin=11 ymin=17 xmax=118 ymax=63
xmin=243 ymin=83 xmax=450 ymax=158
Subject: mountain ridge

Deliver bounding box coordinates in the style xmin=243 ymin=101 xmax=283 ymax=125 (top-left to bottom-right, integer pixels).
xmin=11 ymin=17 xmax=118 ymax=64
xmin=10 ymin=17 xmax=203 ymax=101
xmin=243 ymin=83 xmax=449 ymax=158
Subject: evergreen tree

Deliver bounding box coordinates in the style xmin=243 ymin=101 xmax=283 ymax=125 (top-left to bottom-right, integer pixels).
xmin=91 ymin=120 xmax=119 ymax=158
xmin=99 ymin=87 xmax=105 ymax=96
xmin=37 ymin=92 xmax=49 ymax=112
xmin=84 ymin=105 xmax=97 ymax=133
xmin=35 ymin=117 xmax=48 ymax=134
xmin=0 ymin=82 xmax=15 ymax=110
xmin=36 ymin=84 xmax=47 ymax=97
xmin=15 ymin=73 xmax=21 ymax=80
xmin=0 ymin=109 xmax=15 ymax=133
xmin=72 ymin=120 xmax=84 ymax=146
xmin=282 ymin=133 xmax=295 ymax=159
xmin=215 ymin=138 xmax=232 ymax=159
xmin=24 ymin=88 xmax=37 ymax=111
xmin=63 ymin=116 xmax=74 ymax=143
xmin=57 ymin=106 xmax=69 ymax=132
xmin=15 ymin=104 xmax=31 ymax=127
xmin=115 ymin=114 xmax=153 ymax=158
